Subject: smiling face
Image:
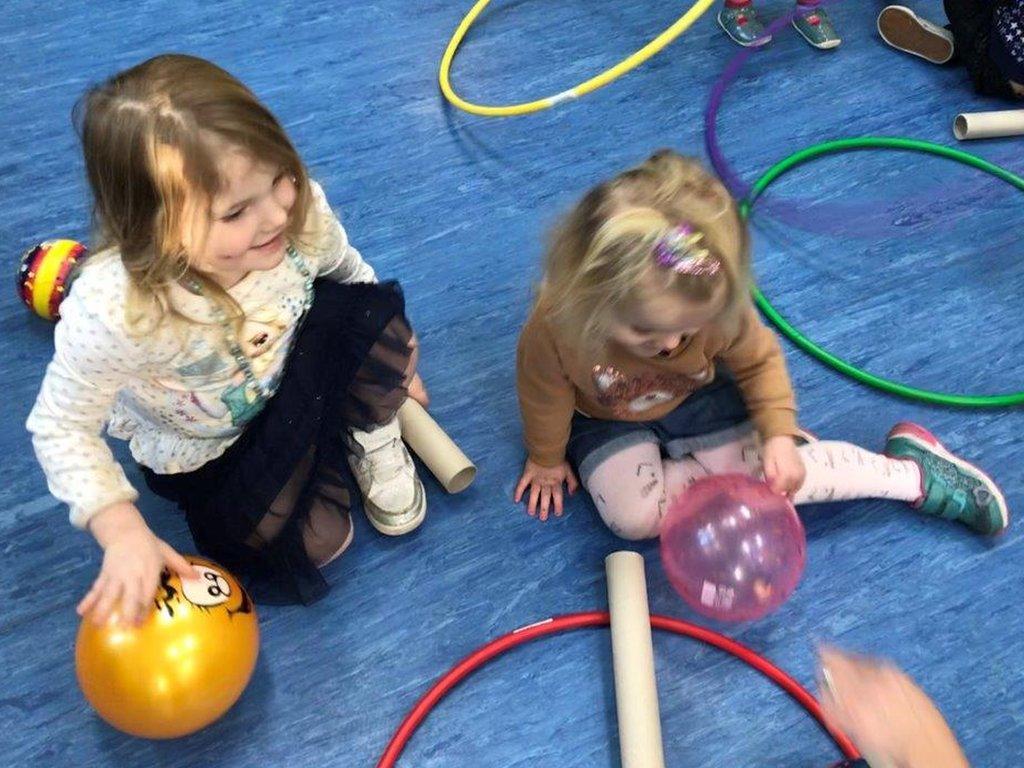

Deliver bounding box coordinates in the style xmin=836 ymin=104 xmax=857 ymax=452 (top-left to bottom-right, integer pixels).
xmin=607 ymin=269 xmax=727 ymax=358
xmin=180 ymin=565 xmax=234 ymax=607
xmin=154 ymin=557 xmax=255 ymax=619
xmin=190 ymin=148 xmax=297 ymax=289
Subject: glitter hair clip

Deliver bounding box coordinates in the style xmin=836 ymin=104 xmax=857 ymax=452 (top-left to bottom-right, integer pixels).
xmin=652 ymin=224 xmax=720 ymax=276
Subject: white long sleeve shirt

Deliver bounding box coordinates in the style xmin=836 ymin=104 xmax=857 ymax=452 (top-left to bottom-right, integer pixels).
xmin=27 ymin=181 xmax=376 ymax=529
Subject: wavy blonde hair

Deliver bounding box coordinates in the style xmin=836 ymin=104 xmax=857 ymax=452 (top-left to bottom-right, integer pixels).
xmin=74 ymin=53 xmax=318 ymax=334
xmin=539 ymin=149 xmax=751 ymax=350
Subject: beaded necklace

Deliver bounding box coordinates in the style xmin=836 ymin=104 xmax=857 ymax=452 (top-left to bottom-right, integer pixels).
xmin=184 ymin=244 xmax=314 ymax=405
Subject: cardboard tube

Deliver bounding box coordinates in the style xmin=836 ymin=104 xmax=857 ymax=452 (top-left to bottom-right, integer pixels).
xmin=605 ymin=551 xmax=666 ymax=768
xmin=397 ymin=399 xmax=476 ymax=493
xmin=953 ymin=109 xmax=1024 ymax=140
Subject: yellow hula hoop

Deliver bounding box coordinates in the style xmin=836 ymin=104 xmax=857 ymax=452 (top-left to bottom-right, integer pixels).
xmin=439 ymin=0 xmax=719 ymax=117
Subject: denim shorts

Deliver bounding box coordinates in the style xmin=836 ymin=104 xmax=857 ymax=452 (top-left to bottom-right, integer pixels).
xmin=566 ymin=372 xmax=753 ymax=484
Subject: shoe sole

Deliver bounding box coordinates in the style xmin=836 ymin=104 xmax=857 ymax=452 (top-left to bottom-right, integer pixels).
xmin=887 ymin=421 xmax=1010 ymax=535
xmin=365 ymin=481 xmax=427 ymax=537
xmin=717 ymin=15 xmax=772 ymax=47
xmin=877 ymin=6 xmax=954 ymax=64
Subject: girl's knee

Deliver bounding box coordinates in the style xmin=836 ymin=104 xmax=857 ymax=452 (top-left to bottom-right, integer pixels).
xmin=586 ymin=444 xmax=666 ymax=539
xmin=598 ymin=496 xmax=664 ymax=541
xmin=303 ymin=503 xmax=352 ymax=567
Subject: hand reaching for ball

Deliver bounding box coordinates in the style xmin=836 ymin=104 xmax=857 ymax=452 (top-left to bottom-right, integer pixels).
xmin=79 ymin=501 xmax=197 ymax=627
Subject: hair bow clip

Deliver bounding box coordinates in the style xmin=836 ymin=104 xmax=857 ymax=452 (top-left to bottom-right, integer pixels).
xmin=652 ymin=224 xmax=720 ymax=276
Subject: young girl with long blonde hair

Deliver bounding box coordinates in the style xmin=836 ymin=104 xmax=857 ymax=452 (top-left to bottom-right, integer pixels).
xmin=29 ymin=54 xmax=429 ymax=620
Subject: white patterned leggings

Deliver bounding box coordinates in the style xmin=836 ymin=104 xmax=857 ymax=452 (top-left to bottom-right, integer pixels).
xmin=586 ymin=434 xmax=922 ymax=540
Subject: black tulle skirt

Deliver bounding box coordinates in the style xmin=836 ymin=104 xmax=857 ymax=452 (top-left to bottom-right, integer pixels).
xmin=143 ymin=280 xmax=412 ymax=606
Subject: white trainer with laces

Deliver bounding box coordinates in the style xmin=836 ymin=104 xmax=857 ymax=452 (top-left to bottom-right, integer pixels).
xmin=347 ymin=416 xmax=426 ymax=536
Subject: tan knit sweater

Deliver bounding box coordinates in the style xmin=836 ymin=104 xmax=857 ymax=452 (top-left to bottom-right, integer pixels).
xmin=516 ymin=301 xmax=799 ymax=467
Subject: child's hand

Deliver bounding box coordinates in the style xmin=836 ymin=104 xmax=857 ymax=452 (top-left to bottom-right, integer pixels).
xmin=408 ymin=373 xmax=430 ymax=408
xmin=79 ymin=502 xmax=197 ymax=627
xmin=818 ymin=647 xmax=970 ymax=768
xmin=761 ymin=435 xmax=805 ymax=498
xmin=514 ymin=459 xmax=579 ymax=521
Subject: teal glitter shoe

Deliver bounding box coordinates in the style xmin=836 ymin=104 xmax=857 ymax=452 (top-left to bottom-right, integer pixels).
xmin=792 ymin=4 xmax=842 ymax=50
xmin=795 ymin=427 xmax=818 ymax=446
xmin=718 ymin=5 xmax=772 ymax=48
xmin=885 ymin=422 xmax=1010 ymax=536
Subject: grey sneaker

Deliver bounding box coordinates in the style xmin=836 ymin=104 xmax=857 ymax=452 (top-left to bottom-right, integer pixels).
xmin=718 ymin=4 xmax=772 ymax=48
xmin=793 ymin=4 xmax=841 ymax=50
xmin=347 ymin=417 xmax=426 ymax=536
xmin=877 ymin=5 xmax=955 ymax=64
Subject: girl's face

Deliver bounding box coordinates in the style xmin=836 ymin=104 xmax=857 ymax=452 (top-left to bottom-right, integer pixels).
xmin=608 ymin=272 xmax=726 ymax=358
xmin=192 ymin=150 xmax=297 ymax=288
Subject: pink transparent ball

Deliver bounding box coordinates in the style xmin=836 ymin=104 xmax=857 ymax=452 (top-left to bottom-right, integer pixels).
xmin=659 ymin=474 xmax=806 ymax=622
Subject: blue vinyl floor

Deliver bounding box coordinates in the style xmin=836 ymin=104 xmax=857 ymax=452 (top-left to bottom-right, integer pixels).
xmin=1 ymin=1 xmax=1022 ymax=766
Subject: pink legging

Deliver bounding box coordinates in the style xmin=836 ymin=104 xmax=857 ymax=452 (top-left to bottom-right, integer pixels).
xmin=585 ymin=435 xmax=922 ymax=540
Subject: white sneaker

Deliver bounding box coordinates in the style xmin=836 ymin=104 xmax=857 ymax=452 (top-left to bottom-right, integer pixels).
xmin=877 ymin=5 xmax=955 ymax=65
xmin=347 ymin=417 xmax=426 ymax=536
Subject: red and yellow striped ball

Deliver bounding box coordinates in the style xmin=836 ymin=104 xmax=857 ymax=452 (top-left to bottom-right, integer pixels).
xmin=17 ymin=239 xmax=87 ymax=321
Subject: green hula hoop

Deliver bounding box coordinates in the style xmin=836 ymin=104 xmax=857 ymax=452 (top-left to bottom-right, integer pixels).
xmin=739 ymin=137 xmax=1024 ymax=408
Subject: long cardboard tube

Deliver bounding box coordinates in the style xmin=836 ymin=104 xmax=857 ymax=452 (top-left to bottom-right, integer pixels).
xmin=953 ymin=109 xmax=1024 ymax=140
xmin=606 ymin=551 xmax=666 ymax=768
xmin=397 ymin=399 xmax=476 ymax=493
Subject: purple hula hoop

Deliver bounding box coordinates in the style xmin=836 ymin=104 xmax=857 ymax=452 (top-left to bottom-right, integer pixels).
xmin=703 ymin=1 xmax=1009 ymax=238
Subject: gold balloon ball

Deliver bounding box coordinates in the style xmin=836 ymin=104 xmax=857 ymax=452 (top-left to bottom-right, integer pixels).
xmin=75 ymin=556 xmax=259 ymax=739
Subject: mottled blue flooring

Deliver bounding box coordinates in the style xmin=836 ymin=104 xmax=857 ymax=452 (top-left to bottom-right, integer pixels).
xmin=2 ymin=2 xmax=1022 ymax=766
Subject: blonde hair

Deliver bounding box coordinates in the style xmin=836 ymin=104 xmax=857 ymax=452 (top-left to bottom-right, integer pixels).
xmin=539 ymin=149 xmax=751 ymax=350
xmin=73 ymin=53 xmax=316 ymax=334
